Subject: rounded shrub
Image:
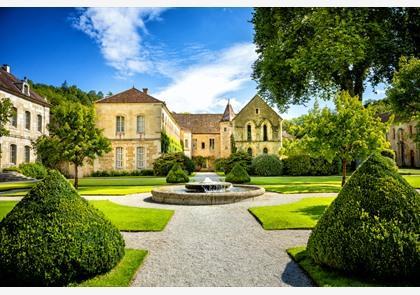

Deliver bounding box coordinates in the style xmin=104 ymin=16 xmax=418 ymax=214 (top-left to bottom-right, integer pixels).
xmin=225 ymin=163 xmax=251 ymax=184
xmin=307 ymin=154 xmax=420 ymax=283
xmin=252 ymin=154 xmax=283 ymax=176
xmin=166 ymin=164 xmax=189 ymax=183
xmin=0 ymin=170 xmax=125 ymax=286
xmin=18 ymin=162 xmax=49 ymax=179
xmin=153 ymin=152 xmax=195 ymax=176
xmin=224 ymin=151 xmax=253 ymax=174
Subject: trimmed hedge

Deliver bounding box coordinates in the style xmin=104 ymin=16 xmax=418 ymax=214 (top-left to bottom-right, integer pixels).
xmin=166 ymin=164 xmax=189 ymax=183
xmin=225 ymin=163 xmax=250 ymax=184
xmin=307 ymin=154 xmax=420 ymax=283
xmin=224 ymin=151 xmax=253 ymax=174
xmin=18 ymin=163 xmax=49 ymax=179
xmin=153 ymin=153 xmax=195 ymax=176
xmin=214 ymin=158 xmax=227 ymax=172
xmin=0 ymin=170 xmax=125 ymax=286
xmin=252 ymin=154 xmax=283 ymax=176
xmin=283 ymin=155 xmax=339 ymax=176
xmin=90 ymin=169 xmax=154 ymax=177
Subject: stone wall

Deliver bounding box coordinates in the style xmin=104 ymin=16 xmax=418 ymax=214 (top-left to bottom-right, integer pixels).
xmin=387 ymin=120 xmax=420 ymax=168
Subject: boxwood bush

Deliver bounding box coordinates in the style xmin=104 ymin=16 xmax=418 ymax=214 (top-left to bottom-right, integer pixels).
xmin=225 ymin=163 xmax=250 ymax=184
xmin=18 ymin=163 xmax=49 ymax=179
xmin=0 ymin=170 xmax=125 ymax=286
xmin=214 ymin=158 xmax=227 ymax=172
xmin=90 ymin=169 xmax=154 ymax=177
xmin=153 ymin=152 xmax=195 ymax=176
xmin=252 ymin=154 xmax=283 ymax=176
xmin=307 ymin=154 xmax=420 ymax=283
xmin=283 ymin=155 xmax=339 ymax=176
xmin=166 ymin=164 xmax=189 ymax=183
xmin=224 ymin=151 xmax=253 ymax=174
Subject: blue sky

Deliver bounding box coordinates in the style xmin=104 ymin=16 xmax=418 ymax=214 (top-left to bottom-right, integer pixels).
xmin=0 ymin=7 xmax=385 ymax=119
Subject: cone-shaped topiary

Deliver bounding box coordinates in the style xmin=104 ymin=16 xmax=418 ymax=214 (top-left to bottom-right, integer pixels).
xmin=307 ymin=153 xmax=420 ymax=283
xmin=166 ymin=163 xmax=189 ymax=183
xmin=0 ymin=170 xmax=125 ymax=286
xmin=225 ymin=162 xmax=251 ymax=184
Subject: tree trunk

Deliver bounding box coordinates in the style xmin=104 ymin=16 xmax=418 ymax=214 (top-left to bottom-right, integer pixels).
xmin=74 ymin=164 xmax=79 ymax=189
xmin=341 ymin=159 xmax=347 ymax=187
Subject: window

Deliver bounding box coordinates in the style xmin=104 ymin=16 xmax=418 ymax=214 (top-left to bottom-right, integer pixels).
xmin=23 ymin=83 xmax=30 ymax=96
xmin=24 ymin=146 xmax=30 ymax=163
xmin=393 ymin=128 xmax=396 ymax=140
xmin=201 ymin=142 xmax=205 ymax=149
xmin=115 ymin=147 xmax=123 ymax=169
xmin=256 ymin=108 xmax=259 ymax=114
xmin=184 ymin=139 xmax=189 ymax=148
xmin=247 ymin=124 xmax=252 ymax=141
xmin=10 ymin=144 xmax=17 ymax=165
xmin=263 ymin=125 xmax=268 ymax=141
xmin=136 ymin=147 xmax=145 ymax=169
xmin=37 ymin=115 xmax=42 ymax=132
xmin=409 ymin=125 xmax=413 ymax=136
xmin=10 ymin=107 xmax=17 ymax=127
xmin=263 ymin=147 xmax=268 ymax=154
xmin=247 ymin=147 xmax=253 ymax=156
xmin=116 ymin=116 xmax=125 ymax=133
xmin=137 ymin=115 xmax=145 ymax=133
xmin=224 ymin=127 xmax=227 ymax=132
xmin=209 ymin=138 xmax=215 ymax=150
xmin=25 ymin=111 xmax=31 ymax=130
xmin=193 ymin=139 xmax=197 ymax=150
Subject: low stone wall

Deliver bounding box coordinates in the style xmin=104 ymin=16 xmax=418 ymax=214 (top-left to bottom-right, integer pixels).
xmin=151 ymin=184 xmax=265 ymax=205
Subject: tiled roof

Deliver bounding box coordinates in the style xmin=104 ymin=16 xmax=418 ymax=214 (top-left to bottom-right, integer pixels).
xmin=0 ymin=67 xmax=49 ymax=106
xmin=95 ymin=87 xmax=163 ymax=104
xmin=221 ymin=101 xmax=235 ymax=122
xmin=173 ymin=113 xmax=222 ymax=134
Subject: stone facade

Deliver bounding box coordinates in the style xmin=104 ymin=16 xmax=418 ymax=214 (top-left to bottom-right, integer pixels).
xmin=387 ymin=120 xmax=419 ymax=168
xmin=0 ymin=65 xmax=50 ymax=170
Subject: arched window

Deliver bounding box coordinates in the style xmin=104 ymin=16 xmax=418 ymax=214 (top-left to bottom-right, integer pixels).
xmin=247 ymin=147 xmax=253 ymax=156
xmin=137 ymin=115 xmax=145 ymax=133
xmin=136 ymin=146 xmax=145 ymax=169
xmin=263 ymin=125 xmax=268 ymax=141
xmin=37 ymin=114 xmax=42 ymax=132
xmin=10 ymin=107 xmax=17 ymax=127
xmin=263 ymin=147 xmax=268 ymax=154
xmin=115 ymin=147 xmax=123 ymax=169
xmin=24 ymin=146 xmax=30 ymax=163
xmin=247 ymin=124 xmax=252 ymax=141
xmin=116 ymin=116 xmax=125 ymax=133
xmin=10 ymin=144 xmax=17 ymax=165
xmin=25 ymin=111 xmax=31 ymax=130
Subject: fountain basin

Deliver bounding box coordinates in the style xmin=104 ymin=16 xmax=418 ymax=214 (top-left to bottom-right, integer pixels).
xmin=151 ymin=184 xmax=265 ymax=205
xmin=185 ymin=182 xmax=232 ymax=192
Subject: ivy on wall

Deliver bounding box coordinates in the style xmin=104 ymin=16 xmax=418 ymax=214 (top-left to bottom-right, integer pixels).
xmin=161 ymin=132 xmax=183 ymax=153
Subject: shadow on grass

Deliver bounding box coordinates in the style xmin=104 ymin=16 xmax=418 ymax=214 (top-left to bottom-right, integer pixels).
xmin=265 ymin=185 xmax=340 ymax=194
xmin=293 ymin=205 xmax=329 ymax=220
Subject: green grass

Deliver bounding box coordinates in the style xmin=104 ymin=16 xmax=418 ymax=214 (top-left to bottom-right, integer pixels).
xmin=0 ymin=181 xmax=36 ymax=191
xmin=77 ymin=177 xmax=166 ymax=186
xmin=78 ymin=185 xmax=157 ymax=195
xmin=249 ymin=197 xmax=335 ymax=230
xmin=399 ymin=168 xmax=420 ymax=175
xmin=287 ymin=247 xmax=377 ymax=287
xmin=90 ymin=200 xmax=174 ymax=231
xmin=404 ymin=175 xmax=420 ymax=188
xmin=250 ymin=176 xmax=342 ymax=193
xmin=0 ymin=200 xmax=173 ymax=231
xmin=77 ymin=249 xmax=147 ymax=287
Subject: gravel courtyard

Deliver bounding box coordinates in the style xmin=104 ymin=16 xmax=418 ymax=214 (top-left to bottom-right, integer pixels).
xmin=83 ymin=172 xmax=337 ymax=287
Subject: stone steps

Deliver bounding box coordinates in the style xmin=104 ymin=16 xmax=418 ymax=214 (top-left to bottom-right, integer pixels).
xmin=0 ymin=171 xmax=34 ymax=182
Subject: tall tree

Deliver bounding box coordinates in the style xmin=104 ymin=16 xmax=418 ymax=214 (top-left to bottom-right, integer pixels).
xmin=252 ymin=8 xmax=419 ymax=111
xmin=298 ymin=91 xmax=390 ymax=186
xmin=35 ymin=102 xmax=111 ymax=188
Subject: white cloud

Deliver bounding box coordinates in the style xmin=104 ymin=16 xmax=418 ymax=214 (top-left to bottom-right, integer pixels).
xmin=73 ymin=8 xmax=167 ymax=77
xmin=155 ymin=43 xmax=257 ymax=113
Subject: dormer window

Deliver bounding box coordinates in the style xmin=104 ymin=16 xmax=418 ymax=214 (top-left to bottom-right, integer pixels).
xmin=22 ymin=81 xmax=30 ymax=96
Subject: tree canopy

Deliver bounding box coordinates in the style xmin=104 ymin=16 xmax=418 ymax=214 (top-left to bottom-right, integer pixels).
xmin=296 ymin=91 xmax=390 ymax=186
xmin=252 ymin=8 xmax=419 ymax=111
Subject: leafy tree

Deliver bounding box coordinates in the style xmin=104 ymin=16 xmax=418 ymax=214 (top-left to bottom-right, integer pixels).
xmin=298 ymin=91 xmax=390 ymax=186
xmin=364 ymin=98 xmax=393 ymax=116
xmin=252 ymin=8 xmax=419 ymax=111
xmin=35 ymin=102 xmax=111 ymax=188
xmin=0 ymin=97 xmax=13 ymax=137
xmin=386 ymin=56 xmax=420 ymax=123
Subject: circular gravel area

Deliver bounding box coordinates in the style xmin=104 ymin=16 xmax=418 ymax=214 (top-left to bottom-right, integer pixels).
xmin=85 ymin=189 xmax=336 ymax=287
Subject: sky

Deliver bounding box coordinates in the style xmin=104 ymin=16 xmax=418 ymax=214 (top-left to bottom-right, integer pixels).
xmin=0 ymin=7 xmax=386 ymax=119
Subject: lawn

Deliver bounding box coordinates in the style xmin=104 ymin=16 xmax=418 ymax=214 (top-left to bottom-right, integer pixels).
xmin=77 ymin=249 xmax=147 ymax=287
xmin=249 ymin=197 xmax=335 ymax=230
xmin=399 ymin=168 xmax=420 ymax=175
xmin=287 ymin=247 xmax=377 ymax=287
xmin=0 ymin=200 xmax=173 ymax=231
xmin=90 ymin=200 xmax=174 ymax=231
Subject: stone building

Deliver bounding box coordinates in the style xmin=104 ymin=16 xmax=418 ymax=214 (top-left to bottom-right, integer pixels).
xmin=385 ymin=116 xmax=420 ymax=168
xmin=0 ymin=65 xmax=50 ymax=170
xmin=87 ymin=88 xmax=283 ymax=174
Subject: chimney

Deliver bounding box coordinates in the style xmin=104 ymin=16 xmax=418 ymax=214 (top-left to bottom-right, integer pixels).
xmin=142 ymin=88 xmax=148 ymax=94
xmin=2 ymin=64 xmax=10 ymax=73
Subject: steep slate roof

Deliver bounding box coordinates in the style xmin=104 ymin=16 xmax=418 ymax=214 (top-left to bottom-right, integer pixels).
xmin=220 ymin=100 xmax=236 ymax=122
xmin=173 ymin=113 xmax=222 ymax=134
xmin=95 ymin=87 xmax=164 ymax=104
xmin=0 ymin=67 xmax=49 ymax=107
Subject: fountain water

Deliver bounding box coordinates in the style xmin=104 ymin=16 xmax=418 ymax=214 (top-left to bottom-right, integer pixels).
xmin=185 ymin=177 xmax=232 ymax=193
